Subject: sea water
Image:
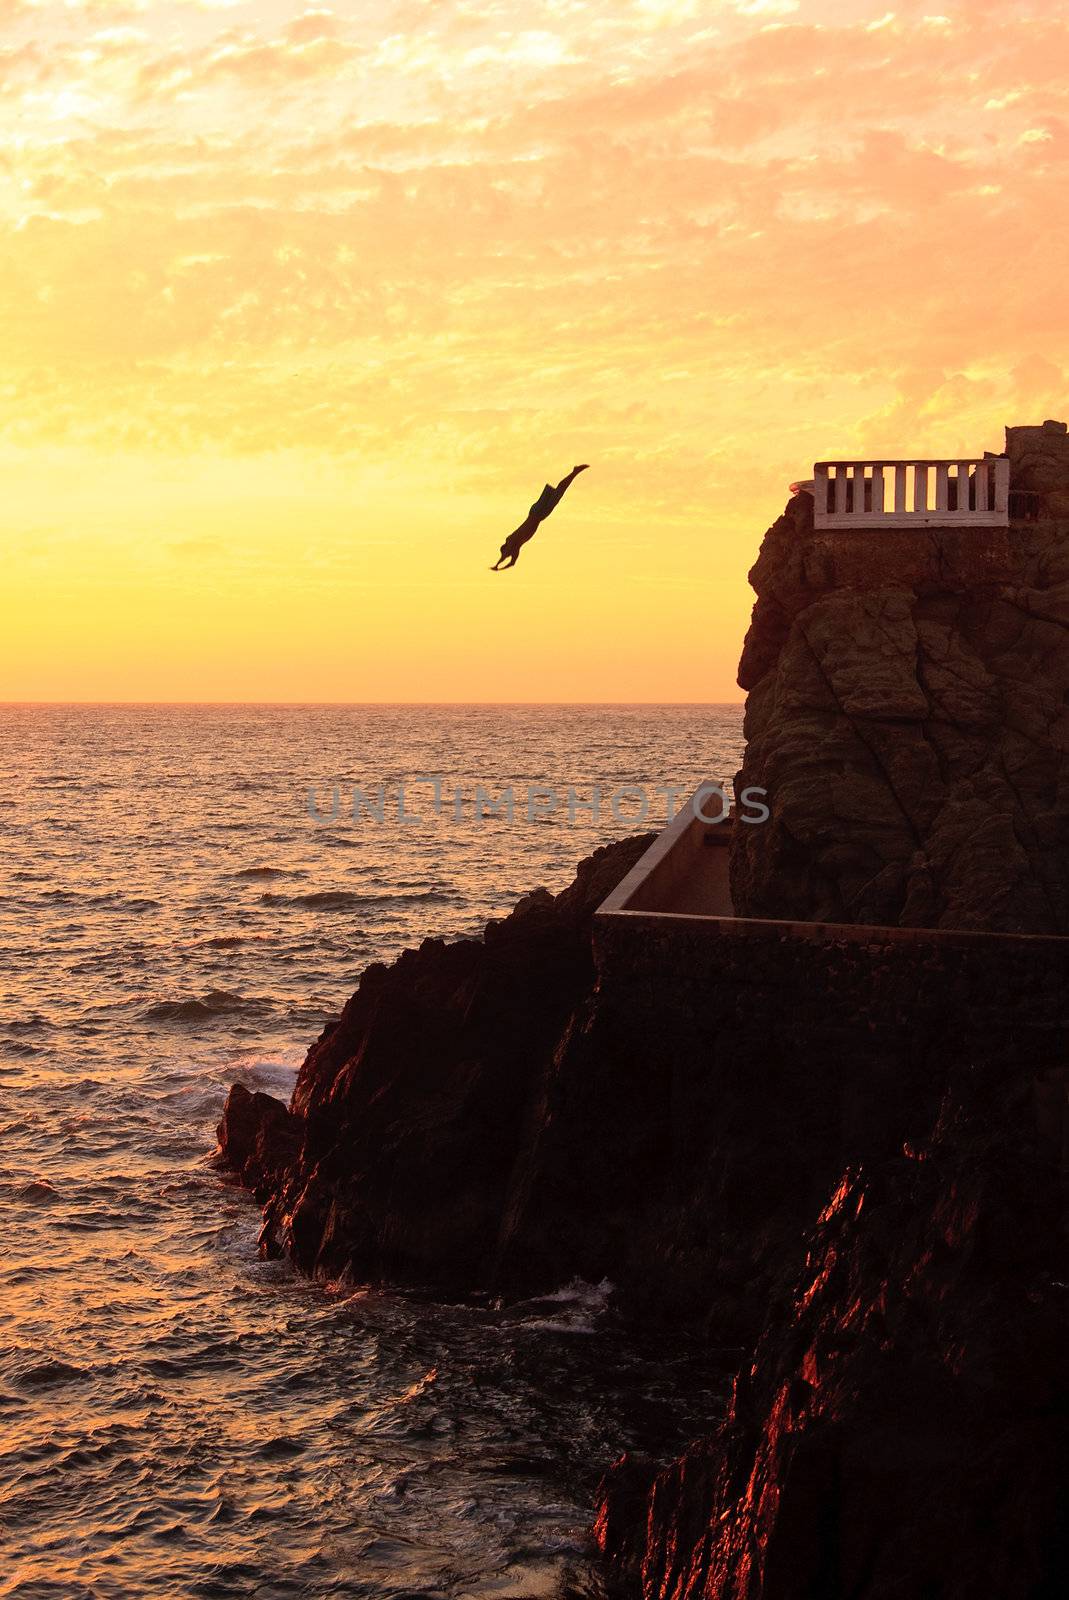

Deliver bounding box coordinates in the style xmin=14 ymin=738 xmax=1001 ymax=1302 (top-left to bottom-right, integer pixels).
xmin=0 ymin=704 xmax=744 ymax=1600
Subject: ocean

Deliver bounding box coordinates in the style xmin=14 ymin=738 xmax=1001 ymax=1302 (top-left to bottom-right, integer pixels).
xmin=0 ymin=704 xmax=744 ymax=1600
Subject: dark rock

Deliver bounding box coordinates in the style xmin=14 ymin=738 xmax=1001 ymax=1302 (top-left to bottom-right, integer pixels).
xmin=216 ymin=1082 xmax=303 ymax=1203
xmin=731 ymin=488 xmax=1069 ymax=932
xmin=217 ymin=834 xmax=655 ymax=1286
xmin=1006 ymin=418 xmax=1069 ymax=518
xmin=597 ymin=1069 xmax=1069 ymax=1599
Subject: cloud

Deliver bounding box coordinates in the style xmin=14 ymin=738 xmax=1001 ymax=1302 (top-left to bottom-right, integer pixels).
xmin=0 ymin=0 xmax=1065 ymax=482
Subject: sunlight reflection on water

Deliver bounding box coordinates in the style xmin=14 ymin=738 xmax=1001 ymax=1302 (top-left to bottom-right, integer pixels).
xmin=0 ymin=705 xmax=743 ymax=1599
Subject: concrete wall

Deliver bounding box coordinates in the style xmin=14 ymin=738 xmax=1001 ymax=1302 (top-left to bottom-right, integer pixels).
xmin=599 ymin=791 xmax=733 ymax=917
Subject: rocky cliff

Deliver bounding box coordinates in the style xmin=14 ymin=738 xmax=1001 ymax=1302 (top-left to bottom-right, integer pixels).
xmin=219 ymin=825 xmax=853 ymax=1329
xmin=223 ymin=833 xmax=1069 ymax=1332
xmin=731 ymin=428 xmax=1069 ymax=932
xmin=219 ymin=833 xmax=669 ymax=1296
xmin=596 ymin=1057 xmax=1069 ymax=1599
xmin=218 ymin=426 xmax=1069 ymax=1599
xmin=219 ymin=847 xmax=1069 ymax=1597
xmin=219 ymin=845 xmax=1069 ymax=1598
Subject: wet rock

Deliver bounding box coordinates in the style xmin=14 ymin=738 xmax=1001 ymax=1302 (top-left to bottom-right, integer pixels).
xmin=597 ymin=1067 xmax=1069 ymax=1599
xmin=217 ymin=834 xmax=655 ymax=1288
xmin=216 ymin=1082 xmax=303 ymax=1202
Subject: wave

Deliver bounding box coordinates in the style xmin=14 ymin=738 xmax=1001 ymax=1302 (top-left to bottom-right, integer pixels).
xmin=15 ymin=1360 xmax=89 ymax=1388
xmin=0 ymin=1179 xmax=59 ymax=1205
xmin=502 ymin=1277 xmax=614 ymax=1335
xmin=142 ymin=991 xmax=270 ymax=1024
xmin=37 ymin=891 xmax=162 ymax=913
xmin=239 ymin=1057 xmax=301 ymax=1097
xmin=18 ymin=1180 xmax=59 ymax=1205
xmin=230 ymin=866 xmax=303 ymax=881
xmin=260 ymin=890 xmax=365 ymax=909
xmin=3 ymin=1014 xmax=53 ymax=1034
xmin=260 ymin=889 xmax=459 ymax=910
xmin=256 ymin=1435 xmax=307 ymax=1460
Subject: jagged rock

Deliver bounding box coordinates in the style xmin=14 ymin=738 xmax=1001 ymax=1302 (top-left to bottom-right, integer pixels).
xmin=232 ymin=833 xmax=655 ymax=1286
xmin=1007 ymin=419 xmax=1069 ymax=518
xmin=731 ymin=490 xmax=1069 ymax=932
xmin=217 ymin=1082 xmax=303 ymax=1202
xmin=597 ymin=1065 xmax=1069 ymax=1599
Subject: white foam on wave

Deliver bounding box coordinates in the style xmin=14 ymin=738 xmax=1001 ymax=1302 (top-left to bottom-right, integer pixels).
xmin=505 ymin=1276 xmax=615 ymax=1335
xmin=241 ymin=1055 xmax=301 ymax=1097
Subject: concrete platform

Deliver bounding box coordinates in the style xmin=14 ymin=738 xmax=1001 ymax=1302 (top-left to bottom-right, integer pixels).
xmin=596 ymin=782 xmax=1069 ymax=954
xmin=599 ymin=784 xmax=735 ymax=919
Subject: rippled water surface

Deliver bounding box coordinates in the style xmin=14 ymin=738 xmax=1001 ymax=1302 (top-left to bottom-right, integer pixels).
xmin=0 ymin=705 xmax=744 ymax=1600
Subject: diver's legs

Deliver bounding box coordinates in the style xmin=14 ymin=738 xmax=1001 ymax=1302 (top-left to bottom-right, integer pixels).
xmin=553 ymin=463 xmax=590 ymax=495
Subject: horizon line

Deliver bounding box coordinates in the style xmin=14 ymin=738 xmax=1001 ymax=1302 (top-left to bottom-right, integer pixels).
xmin=0 ymin=698 xmax=747 ymax=708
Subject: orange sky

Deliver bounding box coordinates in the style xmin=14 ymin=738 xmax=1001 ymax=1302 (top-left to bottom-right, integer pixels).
xmin=2 ymin=0 xmax=1067 ymax=701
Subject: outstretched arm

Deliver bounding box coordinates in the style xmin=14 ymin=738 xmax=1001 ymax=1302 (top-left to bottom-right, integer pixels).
xmin=554 ymin=463 xmax=590 ymax=495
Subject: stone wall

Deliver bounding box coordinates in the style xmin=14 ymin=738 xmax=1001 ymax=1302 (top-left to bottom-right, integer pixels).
xmin=593 ymin=911 xmax=1069 ymax=1048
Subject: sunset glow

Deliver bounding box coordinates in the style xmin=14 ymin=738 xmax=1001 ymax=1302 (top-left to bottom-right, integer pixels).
xmin=3 ymin=0 xmax=1066 ymax=700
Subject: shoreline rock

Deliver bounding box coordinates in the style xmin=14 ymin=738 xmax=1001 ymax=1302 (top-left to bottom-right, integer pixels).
xmin=217 ymin=818 xmax=1069 ymax=1597
xmin=217 ymin=833 xmax=657 ymax=1290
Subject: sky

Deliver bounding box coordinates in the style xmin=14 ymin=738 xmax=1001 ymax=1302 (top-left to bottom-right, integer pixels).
xmin=2 ymin=0 xmax=1067 ymax=701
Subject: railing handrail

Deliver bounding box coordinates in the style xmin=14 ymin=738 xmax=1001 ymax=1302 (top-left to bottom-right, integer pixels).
xmin=812 ymin=457 xmax=1009 ymax=529
xmin=814 ymin=456 xmax=999 ymax=469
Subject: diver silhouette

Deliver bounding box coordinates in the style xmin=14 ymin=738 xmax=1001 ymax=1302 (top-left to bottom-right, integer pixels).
xmin=491 ymin=465 xmax=589 ymax=570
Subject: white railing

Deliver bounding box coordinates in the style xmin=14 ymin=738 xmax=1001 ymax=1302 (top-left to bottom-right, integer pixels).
xmin=812 ymin=458 xmax=1009 ymax=529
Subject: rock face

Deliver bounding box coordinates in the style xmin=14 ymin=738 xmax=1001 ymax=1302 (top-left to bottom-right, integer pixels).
xmin=731 ymin=459 xmax=1069 ymax=932
xmin=1007 ymin=418 xmax=1069 ymax=519
xmin=597 ymin=1060 xmax=1069 ymax=1600
xmin=218 ymin=841 xmax=1069 ymax=1596
xmin=219 ymin=829 xmax=1069 ymax=1332
xmin=217 ymin=834 xmax=656 ymax=1290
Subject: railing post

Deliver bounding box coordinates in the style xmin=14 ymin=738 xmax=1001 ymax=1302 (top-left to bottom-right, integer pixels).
xmin=814 ymin=465 xmax=829 ymax=519
xmin=894 ymin=464 xmax=907 ymax=514
xmin=851 ymin=465 xmax=865 ymax=515
xmin=957 ymin=461 xmax=972 ymax=512
xmin=914 ymin=465 xmax=928 ymax=512
xmin=935 ymin=464 xmax=949 ymax=513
